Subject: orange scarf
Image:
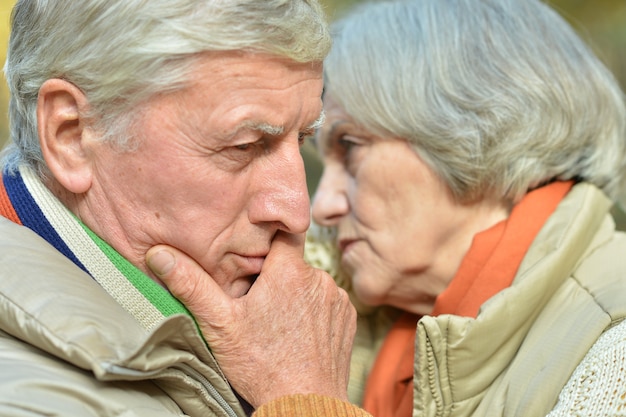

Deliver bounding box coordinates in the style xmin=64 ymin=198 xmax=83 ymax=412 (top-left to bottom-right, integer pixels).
xmin=362 ymin=181 xmax=573 ymax=417
xmin=0 ymin=174 xmax=20 ymax=223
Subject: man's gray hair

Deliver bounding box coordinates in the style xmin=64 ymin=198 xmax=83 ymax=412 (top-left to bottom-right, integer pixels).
xmin=2 ymin=0 xmax=331 ymax=178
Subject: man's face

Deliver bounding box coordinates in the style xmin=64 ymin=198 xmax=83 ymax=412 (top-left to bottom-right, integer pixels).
xmin=82 ymin=52 xmax=323 ymax=297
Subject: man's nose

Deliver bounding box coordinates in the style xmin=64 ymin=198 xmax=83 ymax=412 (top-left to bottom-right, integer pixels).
xmin=249 ymin=142 xmax=311 ymax=233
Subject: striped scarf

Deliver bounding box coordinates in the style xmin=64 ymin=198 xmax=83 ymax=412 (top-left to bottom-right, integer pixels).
xmin=0 ymin=165 xmax=192 ymax=331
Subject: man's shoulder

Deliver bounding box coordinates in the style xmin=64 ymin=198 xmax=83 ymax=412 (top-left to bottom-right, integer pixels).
xmin=0 ymin=216 xmax=76 ymax=272
xmin=0 ymin=327 xmax=182 ymax=416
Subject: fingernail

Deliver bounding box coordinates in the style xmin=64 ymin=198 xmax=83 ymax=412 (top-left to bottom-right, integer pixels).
xmin=147 ymin=250 xmax=175 ymax=277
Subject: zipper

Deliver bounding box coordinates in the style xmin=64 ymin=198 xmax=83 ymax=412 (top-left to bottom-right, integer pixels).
xmin=174 ymin=363 xmax=239 ymax=417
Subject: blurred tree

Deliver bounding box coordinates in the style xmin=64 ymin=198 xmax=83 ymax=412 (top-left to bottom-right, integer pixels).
xmin=548 ymin=0 xmax=626 ymax=91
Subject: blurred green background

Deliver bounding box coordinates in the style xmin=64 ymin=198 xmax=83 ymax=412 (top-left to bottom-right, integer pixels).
xmin=0 ymin=0 xmax=625 ymax=225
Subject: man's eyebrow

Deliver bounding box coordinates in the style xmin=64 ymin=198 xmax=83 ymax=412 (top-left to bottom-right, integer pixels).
xmin=229 ymin=111 xmax=325 ymax=139
xmin=242 ymin=121 xmax=285 ymax=136
xmin=305 ymin=111 xmax=326 ymax=132
xmin=235 ymin=121 xmax=284 ymax=136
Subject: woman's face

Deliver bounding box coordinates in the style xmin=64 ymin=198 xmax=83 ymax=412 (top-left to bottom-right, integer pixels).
xmin=312 ymin=94 xmax=500 ymax=314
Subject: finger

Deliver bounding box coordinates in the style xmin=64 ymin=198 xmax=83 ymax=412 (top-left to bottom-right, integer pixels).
xmin=263 ymin=230 xmax=305 ymax=268
xmin=146 ymin=245 xmax=231 ymax=324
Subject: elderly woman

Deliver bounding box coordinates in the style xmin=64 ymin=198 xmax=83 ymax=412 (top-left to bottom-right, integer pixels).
xmin=305 ymin=0 xmax=626 ymax=416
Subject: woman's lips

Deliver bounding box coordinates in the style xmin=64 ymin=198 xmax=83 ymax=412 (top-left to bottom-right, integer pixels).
xmin=338 ymin=238 xmax=358 ymax=254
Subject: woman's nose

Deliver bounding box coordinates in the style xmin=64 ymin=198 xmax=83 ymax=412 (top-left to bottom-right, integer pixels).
xmin=311 ymin=165 xmax=349 ymax=226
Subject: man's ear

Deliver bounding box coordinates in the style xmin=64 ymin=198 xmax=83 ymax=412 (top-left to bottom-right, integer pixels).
xmin=38 ymin=78 xmax=94 ymax=194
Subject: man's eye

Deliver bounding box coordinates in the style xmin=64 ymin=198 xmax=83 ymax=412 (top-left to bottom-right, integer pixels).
xmin=235 ymin=143 xmax=250 ymax=150
xmin=298 ymin=130 xmax=314 ymax=145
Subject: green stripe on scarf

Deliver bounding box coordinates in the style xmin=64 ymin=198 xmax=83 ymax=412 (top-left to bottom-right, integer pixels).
xmin=79 ymin=220 xmax=192 ymax=318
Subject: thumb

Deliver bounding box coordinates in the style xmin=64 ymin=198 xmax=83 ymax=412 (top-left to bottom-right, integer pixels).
xmin=262 ymin=230 xmax=305 ymax=268
xmin=146 ymin=245 xmax=232 ymax=326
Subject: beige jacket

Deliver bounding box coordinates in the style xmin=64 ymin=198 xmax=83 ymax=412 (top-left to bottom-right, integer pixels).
xmin=0 ymin=217 xmax=250 ymax=416
xmin=0 ymin=161 xmax=373 ymax=417
xmin=414 ymin=183 xmax=626 ymax=416
xmin=0 ymin=216 xmax=371 ymax=417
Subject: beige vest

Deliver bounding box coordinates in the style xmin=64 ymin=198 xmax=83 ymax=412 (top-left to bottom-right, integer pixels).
xmin=413 ymin=184 xmax=626 ymax=416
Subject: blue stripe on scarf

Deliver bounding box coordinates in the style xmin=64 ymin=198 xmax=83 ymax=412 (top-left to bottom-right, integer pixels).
xmin=3 ymin=171 xmax=88 ymax=274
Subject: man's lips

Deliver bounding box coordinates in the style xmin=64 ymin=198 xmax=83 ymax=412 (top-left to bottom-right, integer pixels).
xmin=234 ymin=254 xmax=267 ymax=276
xmin=227 ymin=254 xmax=266 ymax=297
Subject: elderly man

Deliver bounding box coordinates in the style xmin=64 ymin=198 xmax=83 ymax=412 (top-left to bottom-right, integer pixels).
xmin=0 ymin=1 xmax=371 ymax=416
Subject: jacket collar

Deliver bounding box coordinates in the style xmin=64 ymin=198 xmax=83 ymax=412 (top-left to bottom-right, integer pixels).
xmin=1 ymin=166 xmax=193 ymax=331
xmin=0 ymin=215 xmax=220 ymax=376
xmin=413 ymin=183 xmax=614 ymax=415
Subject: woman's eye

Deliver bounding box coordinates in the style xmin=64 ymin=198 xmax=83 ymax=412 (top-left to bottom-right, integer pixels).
xmin=336 ymin=134 xmax=364 ymax=173
xmin=338 ymin=136 xmax=358 ymax=153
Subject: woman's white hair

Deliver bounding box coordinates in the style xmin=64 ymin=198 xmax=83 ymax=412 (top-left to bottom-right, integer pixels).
xmin=324 ymin=0 xmax=626 ymax=205
xmin=2 ymin=0 xmax=331 ymax=178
